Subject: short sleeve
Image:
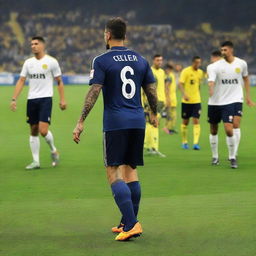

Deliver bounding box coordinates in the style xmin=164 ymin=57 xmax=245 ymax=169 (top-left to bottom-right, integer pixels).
xmin=165 ymin=75 xmax=172 ymax=83
xmin=89 ymin=57 xmax=105 ymax=86
xmin=52 ymin=59 xmax=62 ymax=77
xmin=242 ymin=61 xmax=248 ymax=77
xmin=179 ymin=69 xmax=187 ymax=83
xmin=20 ymin=61 xmax=28 ymax=77
xmin=142 ymin=61 xmax=155 ymax=86
xmin=207 ymin=65 xmax=217 ymax=82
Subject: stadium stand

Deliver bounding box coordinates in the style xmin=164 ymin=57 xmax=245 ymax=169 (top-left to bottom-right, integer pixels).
xmin=0 ymin=10 xmax=256 ymax=74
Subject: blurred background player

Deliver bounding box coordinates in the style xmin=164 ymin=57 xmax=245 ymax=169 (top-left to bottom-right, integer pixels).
xmin=179 ymin=56 xmax=204 ymax=150
xmin=163 ymin=64 xmax=177 ymax=134
xmin=143 ymin=54 xmax=166 ymax=157
xmin=10 ymin=36 xmax=67 ymax=169
xmin=206 ymin=50 xmax=221 ymax=165
xmin=210 ymin=50 xmax=222 ymax=63
xmin=73 ymin=17 xmax=158 ymax=241
xmin=207 ymin=41 xmax=255 ymax=168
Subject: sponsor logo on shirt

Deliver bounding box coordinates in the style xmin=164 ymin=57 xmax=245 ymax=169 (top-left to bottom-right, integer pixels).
xmin=29 ymin=74 xmax=46 ymax=79
xmin=221 ymin=79 xmax=238 ymax=84
xmin=235 ymin=67 xmax=241 ymax=73
xmin=42 ymin=64 xmax=48 ymax=70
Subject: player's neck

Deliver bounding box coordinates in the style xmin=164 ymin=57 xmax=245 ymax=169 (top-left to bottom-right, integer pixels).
xmin=34 ymin=52 xmax=45 ymax=60
xmin=225 ymin=55 xmax=235 ymax=63
xmin=109 ymin=40 xmax=125 ymax=48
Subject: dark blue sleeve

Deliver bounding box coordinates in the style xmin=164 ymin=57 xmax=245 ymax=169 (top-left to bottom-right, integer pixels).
xmin=142 ymin=61 xmax=155 ymax=86
xmin=89 ymin=57 xmax=105 ymax=85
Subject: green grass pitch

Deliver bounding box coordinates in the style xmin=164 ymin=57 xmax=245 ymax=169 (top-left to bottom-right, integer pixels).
xmin=0 ymin=85 xmax=256 ymax=256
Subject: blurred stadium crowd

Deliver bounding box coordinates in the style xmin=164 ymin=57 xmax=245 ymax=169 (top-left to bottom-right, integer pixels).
xmin=1 ymin=10 xmax=256 ymax=74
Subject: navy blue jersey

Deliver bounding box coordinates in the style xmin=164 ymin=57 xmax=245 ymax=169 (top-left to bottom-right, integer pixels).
xmin=89 ymin=46 xmax=155 ymax=131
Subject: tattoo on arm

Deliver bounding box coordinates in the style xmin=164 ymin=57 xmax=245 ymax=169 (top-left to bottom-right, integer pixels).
xmin=142 ymin=83 xmax=158 ymax=115
xmin=79 ymin=84 xmax=102 ymax=122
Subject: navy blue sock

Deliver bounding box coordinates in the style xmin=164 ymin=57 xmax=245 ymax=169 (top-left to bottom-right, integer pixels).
xmin=127 ymin=181 xmax=141 ymax=217
xmin=111 ymin=180 xmax=137 ymax=231
xmin=120 ymin=181 xmax=141 ymax=225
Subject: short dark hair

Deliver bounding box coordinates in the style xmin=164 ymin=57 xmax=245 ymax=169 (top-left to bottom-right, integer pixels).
xmin=192 ymin=56 xmax=201 ymax=62
xmin=31 ymin=36 xmax=45 ymax=43
xmin=106 ymin=17 xmax=126 ymax=40
xmin=211 ymin=50 xmax=222 ymax=57
xmin=165 ymin=64 xmax=174 ymax=70
xmin=153 ymin=54 xmax=162 ymax=59
xmin=221 ymin=41 xmax=234 ymax=48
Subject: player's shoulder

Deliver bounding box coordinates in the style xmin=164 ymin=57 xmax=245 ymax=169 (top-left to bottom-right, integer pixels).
xmin=234 ymin=57 xmax=247 ymax=66
xmin=206 ymin=62 xmax=214 ymax=70
xmin=211 ymin=59 xmax=224 ymax=68
xmin=181 ymin=66 xmax=191 ymax=74
xmin=91 ymin=50 xmax=114 ymax=67
xmin=45 ymin=54 xmax=59 ymax=63
xmin=185 ymin=66 xmax=192 ymax=71
xmin=24 ymin=56 xmax=35 ymax=64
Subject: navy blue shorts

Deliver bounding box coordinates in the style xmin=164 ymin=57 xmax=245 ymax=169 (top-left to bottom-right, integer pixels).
xmin=103 ymin=129 xmax=145 ymax=169
xmin=181 ymin=103 xmax=201 ymax=119
xmin=26 ymin=97 xmax=52 ymax=125
xmin=208 ymin=103 xmax=243 ymax=124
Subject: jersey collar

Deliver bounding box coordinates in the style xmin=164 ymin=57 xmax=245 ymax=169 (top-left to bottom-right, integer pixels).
xmin=110 ymin=46 xmax=127 ymax=50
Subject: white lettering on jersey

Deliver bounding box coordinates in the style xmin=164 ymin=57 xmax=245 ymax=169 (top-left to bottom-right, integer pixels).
xmin=113 ymin=55 xmax=138 ymax=62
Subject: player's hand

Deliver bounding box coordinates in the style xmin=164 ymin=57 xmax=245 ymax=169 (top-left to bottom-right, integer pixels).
xmin=149 ymin=112 xmax=158 ymax=128
xmin=60 ymin=100 xmax=67 ymax=110
xmin=246 ymin=97 xmax=256 ymax=107
xmin=183 ymin=94 xmax=190 ymax=101
xmin=73 ymin=121 xmax=84 ymax=144
xmin=10 ymin=100 xmax=17 ymax=112
xmin=209 ymin=87 xmax=214 ymax=97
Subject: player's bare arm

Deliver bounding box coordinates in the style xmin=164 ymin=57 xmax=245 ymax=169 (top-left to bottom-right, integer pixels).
xmin=208 ymin=81 xmax=215 ymax=97
xmin=179 ymin=82 xmax=189 ymax=101
xmin=55 ymin=76 xmax=67 ymax=110
xmin=243 ymin=76 xmax=256 ymax=107
xmin=142 ymin=83 xmax=158 ymax=127
xmin=73 ymin=84 xmax=102 ymax=143
xmin=10 ymin=76 xmax=26 ymax=111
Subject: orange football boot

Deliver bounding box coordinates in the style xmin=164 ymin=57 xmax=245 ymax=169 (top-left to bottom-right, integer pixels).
xmin=112 ymin=223 xmax=124 ymax=233
xmin=115 ymin=222 xmax=142 ymax=241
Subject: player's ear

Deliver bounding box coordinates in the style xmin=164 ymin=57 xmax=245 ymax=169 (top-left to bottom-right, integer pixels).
xmin=106 ymin=31 xmax=111 ymax=41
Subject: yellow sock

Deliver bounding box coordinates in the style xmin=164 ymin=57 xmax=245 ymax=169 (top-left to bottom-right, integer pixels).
xmin=151 ymin=126 xmax=159 ymax=150
xmin=144 ymin=122 xmax=152 ymax=149
xmin=169 ymin=107 xmax=177 ymax=130
xmin=180 ymin=124 xmax=188 ymax=144
xmin=193 ymin=124 xmax=201 ymax=144
xmin=165 ymin=107 xmax=172 ymax=130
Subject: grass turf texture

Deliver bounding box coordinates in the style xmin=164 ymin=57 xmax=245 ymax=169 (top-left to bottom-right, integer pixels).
xmin=0 ymin=85 xmax=256 ymax=256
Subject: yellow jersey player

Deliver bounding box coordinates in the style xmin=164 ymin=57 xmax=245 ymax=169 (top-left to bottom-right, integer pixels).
xmin=179 ymin=56 xmax=204 ymax=150
xmin=163 ymin=64 xmax=177 ymax=134
xmin=143 ymin=54 xmax=166 ymax=157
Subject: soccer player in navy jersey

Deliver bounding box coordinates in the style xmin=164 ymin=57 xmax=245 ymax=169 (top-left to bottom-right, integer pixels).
xmin=73 ymin=17 xmax=158 ymax=241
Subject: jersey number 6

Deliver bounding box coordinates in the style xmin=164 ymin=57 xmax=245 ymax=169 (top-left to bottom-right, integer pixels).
xmin=120 ymin=66 xmax=136 ymax=99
